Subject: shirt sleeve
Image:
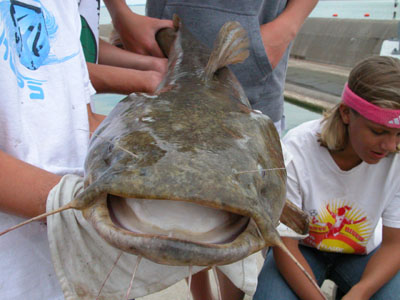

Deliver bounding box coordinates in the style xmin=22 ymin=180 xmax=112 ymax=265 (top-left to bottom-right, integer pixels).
xmin=78 ymin=44 xmax=96 ymax=105
xmin=285 ymin=160 xmax=303 ymax=209
xmin=382 ymin=191 xmax=400 ymax=228
xmin=280 ymin=140 xmax=293 ymax=167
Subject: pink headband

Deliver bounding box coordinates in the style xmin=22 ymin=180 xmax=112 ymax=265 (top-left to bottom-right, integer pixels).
xmin=342 ymin=83 xmax=400 ymax=128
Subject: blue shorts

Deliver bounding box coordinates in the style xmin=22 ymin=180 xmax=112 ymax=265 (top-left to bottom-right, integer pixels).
xmin=253 ymin=245 xmax=400 ymax=300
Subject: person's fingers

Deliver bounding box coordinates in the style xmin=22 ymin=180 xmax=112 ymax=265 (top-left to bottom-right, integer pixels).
xmin=158 ymin=19 xmax=174 ymax=29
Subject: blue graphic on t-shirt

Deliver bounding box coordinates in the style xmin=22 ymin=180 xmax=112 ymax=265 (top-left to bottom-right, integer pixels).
xmin=0 ymin=0 xmax=79 ymax=99
xmin=10 ymin=0 xmax=51 ymax=70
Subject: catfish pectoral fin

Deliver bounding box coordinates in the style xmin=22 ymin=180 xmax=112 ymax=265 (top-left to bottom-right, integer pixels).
xmin=280 ymin=199 xmax=310 ymax=235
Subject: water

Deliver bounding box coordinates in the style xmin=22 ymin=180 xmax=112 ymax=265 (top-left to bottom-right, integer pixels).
xmin=92 ymin=93 xmax=124 ymax=115
xmin=310 ymin=0 xmax=399 ymax=20
xmin=283 ymin=102 xmax=320 ymax=135
xmin=92 ymin=94 xmax=321 ymax=136
xmin=99 ymin=0 xmax=400 ymax=24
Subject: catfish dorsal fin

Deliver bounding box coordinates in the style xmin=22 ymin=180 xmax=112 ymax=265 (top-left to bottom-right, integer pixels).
xmin=203 ymin=21 xmax=249 ymax=81
xmin=155 ymin=14 xmax=180 ymax=58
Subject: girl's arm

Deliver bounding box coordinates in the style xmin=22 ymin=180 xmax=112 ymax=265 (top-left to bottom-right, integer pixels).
xmin=273 ymin=237 xmax=325 ymax=300
xmin=342 ymin=226 xmax=400 ymax=300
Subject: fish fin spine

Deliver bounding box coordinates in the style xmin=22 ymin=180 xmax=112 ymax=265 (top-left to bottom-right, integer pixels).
xmin=203 ymin=21 xmax=249 ymax=81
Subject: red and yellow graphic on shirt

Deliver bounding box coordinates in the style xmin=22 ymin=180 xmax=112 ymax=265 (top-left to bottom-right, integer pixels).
xmin=303 ymin=201 xmax=372 ymax=254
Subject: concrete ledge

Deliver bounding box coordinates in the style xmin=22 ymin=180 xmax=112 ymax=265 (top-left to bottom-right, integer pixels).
xmin=284 ymin=59 xmax=348 ymax=112
xmin=284 ymin=83 xmax=338 ymax=113
xmin=291 ymin=18 xmax=399 ymax=68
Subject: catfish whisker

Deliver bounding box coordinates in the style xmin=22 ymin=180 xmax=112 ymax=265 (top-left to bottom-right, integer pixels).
xmin=0 ymin=202 xmax=75 ymax=236
xmin=77 ymin=129 xmax=138 ymax=158
xmin=233 ymin=168 xmax=285 ymax=175
xmin=254 ymin=220 xmax=264 ymax=240
xmin=275 ymin=239 xmax=327 ymax=300
xmin=187 ymin=266 xmax=193 ymax=300
xmin=125 ymin=255 xmax=142 ymax=300
xmin=96 ymin=251 xmax=123 ymax=300
xmin=212 ymin=266 xmax=222 ymax=300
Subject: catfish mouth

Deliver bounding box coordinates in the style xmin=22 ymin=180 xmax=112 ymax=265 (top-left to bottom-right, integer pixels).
xmin=107 ymin=195 xmax=250 ymax=245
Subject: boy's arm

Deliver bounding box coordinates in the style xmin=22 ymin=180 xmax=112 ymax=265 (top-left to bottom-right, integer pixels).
xmin=88 ymin=39 xmax=167 ymax=94
xmin=0 ymin=105 xmax=104 ymax=219
xmin=103 ymin=0 xmax=173 ymax=57
xmin=0 ymin=150 xmax=61 ymax=218
xmin=260 ymin=0 xmax=318 ymax=68
xmin=97 ymin=39 xmax=167 ymax=73
xmin=342 ymin=226 xmax=400 ymax=300
xmin=87 ymin=62 xmax=163 ymax=94
xmin=273 ymin=237 xmax=325 ymax=300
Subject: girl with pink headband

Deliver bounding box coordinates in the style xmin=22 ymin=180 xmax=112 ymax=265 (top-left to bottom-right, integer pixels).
xmin=254 ymin=56 xmax=400 ymax=300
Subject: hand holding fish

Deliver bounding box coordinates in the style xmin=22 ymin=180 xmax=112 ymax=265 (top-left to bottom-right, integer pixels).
xmin=104 ymin=0 xmax=173 ymax=57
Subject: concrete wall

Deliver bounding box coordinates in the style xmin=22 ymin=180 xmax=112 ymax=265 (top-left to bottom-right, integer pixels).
xmin=290 ymin=18 xmax=399 ymax=68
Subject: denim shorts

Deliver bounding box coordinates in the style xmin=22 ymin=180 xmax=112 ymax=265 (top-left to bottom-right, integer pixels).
xmin=253 ymin=245 xmax=400 ymax=300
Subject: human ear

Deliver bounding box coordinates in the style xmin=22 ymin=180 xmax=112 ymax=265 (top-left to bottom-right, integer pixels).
xmin=339 ymin=104 xmax=350 ymax=125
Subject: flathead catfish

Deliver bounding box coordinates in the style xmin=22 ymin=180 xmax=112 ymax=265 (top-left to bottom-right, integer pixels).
xmin=2 ymin=14 xmax=324 ymax=298
xmin=81 ymin=17 xmax=285 ymax=267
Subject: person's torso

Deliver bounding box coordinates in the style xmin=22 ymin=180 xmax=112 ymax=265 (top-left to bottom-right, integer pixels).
xmin=0 ymin=0 xmax=91 ymax=175
xmin=284 ymin=120 xmax=400 ymax=254
xmin=0 ymin=1 xmax=92 ymax=298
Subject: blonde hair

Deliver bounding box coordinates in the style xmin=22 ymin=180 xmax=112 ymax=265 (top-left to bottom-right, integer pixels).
xmin=319 ymin=56 xmax=400 ymax=151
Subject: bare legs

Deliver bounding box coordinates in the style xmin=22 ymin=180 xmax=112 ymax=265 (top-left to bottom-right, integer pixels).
xmin=188 ymin=268 xmax=244 ymax=300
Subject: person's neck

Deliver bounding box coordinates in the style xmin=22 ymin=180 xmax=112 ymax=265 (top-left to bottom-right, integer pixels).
xmin=329 ymin=144 xmax=362 ymax=171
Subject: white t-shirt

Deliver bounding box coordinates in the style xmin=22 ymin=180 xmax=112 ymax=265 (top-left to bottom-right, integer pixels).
xmin=283 ymin=119 xmax=400 ymax=254
xmin=0 ymin=1 xmax=94 ymax=298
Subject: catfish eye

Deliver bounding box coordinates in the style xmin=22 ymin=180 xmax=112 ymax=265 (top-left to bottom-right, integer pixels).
xmin=108 ymin=142 xmax=114 ymax=152
xmin=103 ymin=143 xmax=114 ymax=166
xmin=258 ymin=164 xmax=266 ymax=178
